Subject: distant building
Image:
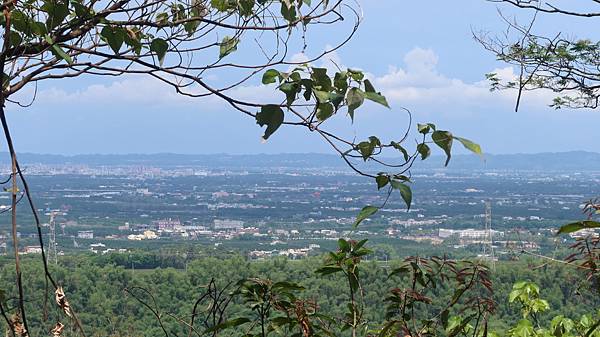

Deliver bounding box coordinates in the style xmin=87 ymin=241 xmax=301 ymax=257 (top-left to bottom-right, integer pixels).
xmin=127 ymin=230 xmax=158 ymax=241
xmin=22 ymin=246 xmax=42 ymax=254
xmin=136 ymin=188 xmax=152 ymax=196
xmin=213 ymin=219 xmax=244 ymax=230
xmin=569 ymin=228 xmax=598 ymax=239
xmin=438 ymin=228 xmax=504 ymax=239
xmin=458 ymin=229 xmax=503 ymax=239
xmin=77 ymin=230 xmax=94 ymax=239
xmin=212 ymin=191 xmax=229 ymax=198
xmin=153 ymin=218 xmax=181 ymax=231
xmin=438 ymin=229 xmax=456 ymax=238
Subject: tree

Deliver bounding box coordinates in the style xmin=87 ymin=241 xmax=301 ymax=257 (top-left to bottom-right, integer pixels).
xmin=479 ymin=0 xmax=600 ymax=110
xmin=477 ymin=0 xmax=600 ymax=232
xmin=477 ymin=4 xmax=600 ymax=335
xmin=0 ymin=0 xmax=483 ymax=335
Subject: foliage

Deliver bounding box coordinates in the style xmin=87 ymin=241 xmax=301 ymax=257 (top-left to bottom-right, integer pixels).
xmin=0 ymin=240 xmax=597 ymax=336
xmin=480 ymin=1 xmax=600 ymax=109
xmin=506 ymin=280 xmax=600 ymax=337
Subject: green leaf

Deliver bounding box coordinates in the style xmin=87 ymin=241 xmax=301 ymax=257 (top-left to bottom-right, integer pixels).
xmin=329 ymin=91 xmax=345 ymax=109
xmin=390 ymin=141 xmax=409 ymax=161
xmin=557 ymin=221 xmax=600 ymax=235
xmin=316 ymin=102 xmax=334 ymax=121
xmin=280 ymin=1 xmax=297 ymax=21
xmin=346 ymin=87 xmax=364 ymax=121
xmin=454 ymin=136 xmax=483 ymax=156
xmin=30 ymin=21 xmax=47 ymax=36
xmin=417 ymin=123 xmax=435 ymax=134
xmin=357 ymin=141 xmax=375 ymax=161
xmin=364 ymin=79 xmax=376 ymax=93
xmin=272 ymin=281 xmax=304 ymax=291
xmin=395 ymin=183 xmax=412 ymax=210
xmin=10 ymin=11 xmax=30 ymax=34
xmin=238 ymin=0 xmax=254 ymax=16
xmin=375 ymin=175 xmax=389 ymax=190
xmin=101 ymin=26 xmax=124 ymax=54
xmin=279 ymin=82 xmax=299 ymax=106
xmin=210 ymin=0 xmax=229 ymax=11
xmin=1 ymin=73 xmax=9 ymax=90
xmin=44 ymin=35 xmax=72 ymax=64
xmin=155 ymin=12 xmax=169 ymax=24
xmin=124 ymin=28 xmax=142 ymax=55
xmin=348 ymin=273 xmax=359 ymax=292
xmin=219 ymin=36 xmax=238 ymax=58
xmin=42 ymin=0 xmax=69 ymax=30
xmin=432 ymin=130 xmax=453 ymax=166
xmin=311 ymin=67 xmax=332 ymax=91
xmin=334 ymin=71 xmax=348 ymax=92
xmin=314 ymin=90 xmax=330 ymax=103
xmin=417 ymin=143 xmax=430 ymax=160
xmin=441 ymin=309 xmax=450 ymax=329
xmin=364 ymin=91 xmax=389 ymax=108
xmin=338 ymin=238 xmax=350 ymax=252
xmin=353 ymin=205 xmax=378 ymax=228
xmin=8 ymin=31 xmax=22 ymax=48
xmin=348 ymin=69 xmax=364 ymax=81
xmin=262 ymin=69 xmax=280 ymax=84
xmin=379 ymin=321 xmax=398 ymax=337
xmin=509 ymin=319 xmax=534 ymax=337
xmin=150 ymin=38 xmax=168 ymax=64
xmin=256 ymin=105 xmax=284 ymax=140
xmin=301 ymin=79 xmax=313 ymax=101
xmin=388 ymin=265 xmax=410 ymax=278
xmin=184 ymin=20 xmax=200 ymax=36
xmin=361 ymin=79 xmax=388 ymax=107
xmin=354 ymin=238 xmax=368 ymax=251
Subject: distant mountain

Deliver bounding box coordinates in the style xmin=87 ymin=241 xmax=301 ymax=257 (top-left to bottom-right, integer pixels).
xmin=418 ymin=151 xmax=600 ymax=171
xmin=0 ymin=151 xmax=599 ymax=171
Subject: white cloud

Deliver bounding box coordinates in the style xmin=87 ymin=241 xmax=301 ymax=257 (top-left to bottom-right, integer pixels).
xmin=372 ymin=47 xmax=556 ymax=111
xmin=14 ymin=75 xmax=281 ymax=111
xmin=14 ymin=47 xmax=556 ymax=115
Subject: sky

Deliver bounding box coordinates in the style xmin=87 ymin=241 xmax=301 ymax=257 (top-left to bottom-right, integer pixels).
xmin=5 ymin=0 xmax=599 ymax=155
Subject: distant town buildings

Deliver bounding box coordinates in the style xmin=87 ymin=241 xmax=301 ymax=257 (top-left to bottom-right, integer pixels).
xmin=153 ymin=218 xmax=181 ymax=231
xmin=438 ymin=228 xmax=504 ymax=239
xmin=213 ymin=219 xmax=244 ymax=230
xmin=22 ymin=246 xmax=42 ymax=254
xmin=127 ymin=230 xmax=158 ymax=241
xmin=77 ymin=231 xmax=94 ymax=239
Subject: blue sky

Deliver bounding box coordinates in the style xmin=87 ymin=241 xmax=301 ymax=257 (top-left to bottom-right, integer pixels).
xmin=5 ymin=0 xmax=599 ymax=155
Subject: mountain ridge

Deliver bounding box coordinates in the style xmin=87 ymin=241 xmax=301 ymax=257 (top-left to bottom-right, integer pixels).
xmin=0 ymin=151 xmax=598 ymax=171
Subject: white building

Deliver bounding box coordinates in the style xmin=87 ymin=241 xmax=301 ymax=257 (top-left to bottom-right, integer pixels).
xmin=77 ymin=230 xmax=94 ymax=239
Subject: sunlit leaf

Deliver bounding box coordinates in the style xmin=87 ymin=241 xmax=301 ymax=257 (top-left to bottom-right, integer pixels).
xmin=455 ymin=136 xmax=483 ymax=156
xmin=353 ymin=205 xmax=378 ymax=228
xmin=432 ymin=130 xmax=453 ymax=166
xmin=219 ymin=36 xmax=239 ymax=58
xmin=557 ymin=220 xmax=600 ymax=235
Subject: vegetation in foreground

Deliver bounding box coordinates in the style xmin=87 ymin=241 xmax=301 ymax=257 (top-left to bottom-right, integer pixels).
xmin=0 ymin=237 xmax=598 ymax=336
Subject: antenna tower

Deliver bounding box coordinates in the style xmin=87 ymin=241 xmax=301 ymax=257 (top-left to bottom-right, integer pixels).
xmin=482 ymin=201 xmax=496 ymax=271
xmin=48 ymin=211 xmax=58 ymax=265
